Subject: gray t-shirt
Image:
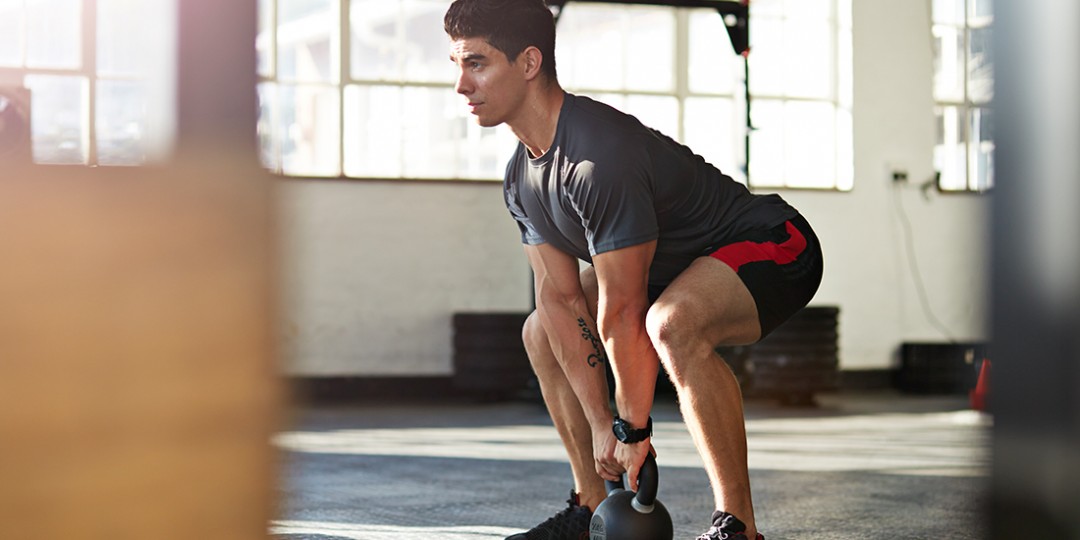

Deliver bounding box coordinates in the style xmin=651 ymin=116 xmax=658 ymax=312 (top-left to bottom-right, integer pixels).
xmin=504 ymin=92 xmax=797 ymax=288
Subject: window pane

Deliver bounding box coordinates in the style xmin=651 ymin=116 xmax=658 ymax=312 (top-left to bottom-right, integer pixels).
xmin=454 ymin=108 xmax=516 ymax=180
xmin=748 ymin=99 xmax=784 ymax=186
xmin=350 ymin=0 xmax=399 ymax=81
xmin=344 ymin=85 xmax=512 ymax=179
xmin=344 ymin=84 xmax=403 ymax=177
xmin=278 ymin=0 xmax=339 ymax=83
xmin=932 ymin=0 xmax=964 ymax=25
xmin=837 ymin=7 xmax=853 ymax=107
xmin=26 ymin=0 xmax=81 ymax=69
xmin=684 ymin=97 xmax=741 ymax=182
xmin=784 ymin=0 xmax=832 ymax=20
xmin=558 ymin=4 xmax=626 ymax=91
xmin=968 ymin=25 xmax=993 ymax=103
xmin=23 ymin=74 xmax=87 ymax=164
xmin=782 ymin=19 xmax=832 ymax=99
xmin=933 ymin=25 xmax=964 ymax=102
xmin=751 ymin=0 xmax=785 ymax=18
xmin=752 ymin=15 xmax=834 ymax=99
xmin=970 ymin=0 xmax=992 ymax=21
xmin=401 ymin=0 xmax=456 ymax=84
xmin=688 ymin=10 xmax=737 ymax=95
xmin=401 ymin=86 xmax=466 ymax=178
xmin=0 ymin=0 xmax=23 ymax=66
xmin=350 ymin=0 xmax=456 ymax=83
xmin=935 ymin=105 xmax=967 ymax=190
xmin=96 ymin=80 xmax=150 ymax=165
xmin=783 ymin=100 xmax=836 ymax=188
xmin=969 ymin=106 xmax=993 ymax=190
xmin=257 ymin=82 xmax=282 ymax=172
xmin=748 ymin=18 xmax=784 ymax=96
xmin=558 ymin=4 xmax=674 ymax=92
xmin=751 ymin=100 xmax=841 ymax=188
xmin=835 ymin=107 xmax=853 ymax=191
xmin=457 ymin=122 xmax=516 ymax=180
xmin=257 ymin=0 xmax=274 ymax=76
xmin=280 ymin=84 xmax=340 ymax=176
xmin=623 ymin=7 xmax=675 ymax=92
xmin=98 ymin=0 xmax=149 ymax=76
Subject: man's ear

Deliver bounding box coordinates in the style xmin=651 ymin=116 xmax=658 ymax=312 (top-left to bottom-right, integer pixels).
xmin=520 ymin=46 xmax=544 ymax=81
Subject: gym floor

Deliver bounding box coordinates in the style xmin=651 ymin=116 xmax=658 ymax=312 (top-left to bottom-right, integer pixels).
xmin=269 ymin=391 xmax=989 ymax=540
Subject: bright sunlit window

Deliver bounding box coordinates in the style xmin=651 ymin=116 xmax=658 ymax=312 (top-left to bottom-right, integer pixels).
xmin=257 ymin=0 xmax=852 ymax=189
xmin=932 ymin=0 xmax=993 ymax=192
xmin=256 ymin=0 xmax=517 ymax=179
xmin=556 ymin=0 xmax=853 ymax=190
xmin=0 ymin=0 xmax=175 ymax=166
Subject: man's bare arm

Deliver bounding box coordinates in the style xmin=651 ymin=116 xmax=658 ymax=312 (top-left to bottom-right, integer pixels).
xmin=592 ymin=240 xmax=658 ymax=434
xmin=524 ymin=243 xmax=614 ymax=431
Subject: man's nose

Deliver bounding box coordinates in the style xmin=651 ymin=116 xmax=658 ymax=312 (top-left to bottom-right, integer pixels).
xmin=455 ymin=70 xmax=471 ymax=96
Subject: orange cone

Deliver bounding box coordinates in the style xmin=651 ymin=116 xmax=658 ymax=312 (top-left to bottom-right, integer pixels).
xmin=970 ymin=359 xmax=991 ymax=411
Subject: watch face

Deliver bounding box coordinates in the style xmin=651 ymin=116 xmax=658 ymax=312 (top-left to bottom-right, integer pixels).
xmin=614 ymin=422 xmax=629 ymax=440
xmin=613 ymin=417 xmax=649 ymax=443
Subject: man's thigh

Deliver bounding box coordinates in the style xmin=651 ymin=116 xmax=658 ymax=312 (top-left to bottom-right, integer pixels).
xmin=653 ymin=215 xmax=824 ymax=347
xmin=653 ymin=257 xmax=762 ymax=347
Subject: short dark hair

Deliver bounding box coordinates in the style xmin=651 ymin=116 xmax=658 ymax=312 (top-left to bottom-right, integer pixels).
xmin=444 ymin=0 xmax=558 ymax=82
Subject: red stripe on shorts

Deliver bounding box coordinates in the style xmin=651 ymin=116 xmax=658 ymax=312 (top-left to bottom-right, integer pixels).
xmin=709 ymin=221 xmax=807 ymax=272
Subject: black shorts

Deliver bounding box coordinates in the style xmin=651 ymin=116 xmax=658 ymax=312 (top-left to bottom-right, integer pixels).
xmin=709 ymin=214 xmax=823 ymax=338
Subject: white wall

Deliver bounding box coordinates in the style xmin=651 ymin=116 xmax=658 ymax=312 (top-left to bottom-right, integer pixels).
xmin=280 ymin=180 xmax=532 ymax=376
xmin=280 ymin=0 xmax=990 ymax=376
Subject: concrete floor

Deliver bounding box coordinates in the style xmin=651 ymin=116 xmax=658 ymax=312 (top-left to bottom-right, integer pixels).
xmin=269 ymin=391 xmax=990 ymax=540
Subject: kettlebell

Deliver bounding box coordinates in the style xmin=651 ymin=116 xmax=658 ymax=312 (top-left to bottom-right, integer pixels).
xmin=589 ymin=453 xmax=673 ymax=540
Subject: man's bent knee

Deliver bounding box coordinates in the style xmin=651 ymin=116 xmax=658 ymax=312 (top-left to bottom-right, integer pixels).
xmin=645 ymin=302 xmax=710 ymax=376
xmin=522 ymin=311 xmax=548 ymax=357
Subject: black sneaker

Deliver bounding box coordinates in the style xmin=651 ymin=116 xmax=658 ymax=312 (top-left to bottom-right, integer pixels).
xmin=505 ymin=490 xmax=592 ymax=540
xmin=697 ymin=510 xmax=765 ymax=540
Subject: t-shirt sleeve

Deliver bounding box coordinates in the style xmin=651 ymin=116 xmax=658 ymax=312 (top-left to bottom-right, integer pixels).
xmin=566 ymin=144 xmax=658 ymax=256
xmin=504 ymin=151 xmax=546 ymax=246
xmin=507 ymin=198 xmax=545 ymax=245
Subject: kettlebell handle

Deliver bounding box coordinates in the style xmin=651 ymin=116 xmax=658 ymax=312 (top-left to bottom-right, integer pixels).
xmin=603 ymin=453 xmax=659 ymax=509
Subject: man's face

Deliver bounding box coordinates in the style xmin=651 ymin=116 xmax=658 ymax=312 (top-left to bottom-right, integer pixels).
xmin=449 ymin=36 xmax=527 ymax=128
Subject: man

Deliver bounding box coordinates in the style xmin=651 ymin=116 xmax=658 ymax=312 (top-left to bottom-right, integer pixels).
xmin=445 ymin=1 xmax=822 ymax=539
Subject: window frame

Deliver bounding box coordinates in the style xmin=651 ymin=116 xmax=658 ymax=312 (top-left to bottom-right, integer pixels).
xmin=257 ymin=0 xmax=853 ymax=191
xmin=257 ymin=0 xmax=519 ymax=181
xmin=0 ymin=0 xmax=99 ymax=164
xmin=932 ymin=0 xmax=994 ymax=193
xmin=1 ymin=0 xmax=175 ymax=167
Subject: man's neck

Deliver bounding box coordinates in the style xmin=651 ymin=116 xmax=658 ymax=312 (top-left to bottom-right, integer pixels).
xmin=509 ymin=84 xmax=565 ymax=159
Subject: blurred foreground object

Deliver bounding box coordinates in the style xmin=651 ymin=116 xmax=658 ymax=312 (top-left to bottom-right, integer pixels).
xmin=0 ymin=0 xmax=281 ymax=537
xmin=991 ymin=1 xmax=1080 ymax=538
xmin=0 ymin=163 xmax=279 ymax=540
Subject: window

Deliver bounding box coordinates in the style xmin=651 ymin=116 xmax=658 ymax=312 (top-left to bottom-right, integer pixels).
xmin=932 ymin=0 xmax=993 ymax=192
xmin=256 ymin=0 xmax=517 ymax=179
xmin=257 ymin=0 xmax=852 ymax=188
xmin=557 ymin=0 xmax=852 ymax=190
xmin=0 ymin=0 xmax=175 ymax=166
xmin=745 ymin=0 xmax=853 ymax=190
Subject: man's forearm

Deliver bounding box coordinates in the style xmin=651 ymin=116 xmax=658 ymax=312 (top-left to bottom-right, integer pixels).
xmin=536 ymin=301 xmax=614 ymax=429
xmin=599 ymin=305 xmax=658 ymax=430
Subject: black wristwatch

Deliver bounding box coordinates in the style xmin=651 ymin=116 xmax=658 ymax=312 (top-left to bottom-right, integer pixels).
xmin=612 ymin=416 xmax=652 ymax=444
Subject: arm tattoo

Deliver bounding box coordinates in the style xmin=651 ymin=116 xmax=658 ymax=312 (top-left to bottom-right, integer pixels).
xmin=577 ymin=317 xmax=607 ymax=368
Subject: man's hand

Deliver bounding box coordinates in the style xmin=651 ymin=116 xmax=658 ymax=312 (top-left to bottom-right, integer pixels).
xmin=614 ymin=438 xmax=656 ymax=492
xmin=593 ymin=427 xmax=622 ymax=482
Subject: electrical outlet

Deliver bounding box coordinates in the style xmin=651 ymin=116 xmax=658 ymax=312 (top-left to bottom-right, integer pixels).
xmin=885 ymin=162 xmax=909 ymax=183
